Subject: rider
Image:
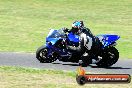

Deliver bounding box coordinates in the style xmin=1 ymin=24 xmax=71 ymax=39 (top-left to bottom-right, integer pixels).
xmin=64 ymin=21 xmax=95 ymax=51
xmin=64 ymin=21 xmax=96 ymax=66
xmin=64 ymin=21 xmax=95 ymax=41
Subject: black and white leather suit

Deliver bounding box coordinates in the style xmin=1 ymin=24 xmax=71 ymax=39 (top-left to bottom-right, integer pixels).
xmin=65 ymin=27 xmax=95 ymax=65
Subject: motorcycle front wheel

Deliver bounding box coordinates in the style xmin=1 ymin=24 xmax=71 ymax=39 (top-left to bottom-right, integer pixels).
xmin=36 ymin=45 xmax=57 ymax=63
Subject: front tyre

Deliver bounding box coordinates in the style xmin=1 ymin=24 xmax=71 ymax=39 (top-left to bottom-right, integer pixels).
xmin=96 ymin=47 xmax=119 ymax=68
xmin=36 ymin=46 xmax=57 ymax=63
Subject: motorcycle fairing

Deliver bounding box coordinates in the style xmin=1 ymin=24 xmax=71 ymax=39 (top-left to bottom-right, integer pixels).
xmin=46 ymin=29 xmax=66 ymax=45
xmin=68 ymin=32 xmax=79 ymax=43
xmin=45 ymin=42 xmax=71 ymax=57
xmin=97 ymin=34 xmax=120 ymax=48
xmin=46 ymin=29 xmax=69 ymax=56
xmin=46 ymin=38 xmax=60 ymax=45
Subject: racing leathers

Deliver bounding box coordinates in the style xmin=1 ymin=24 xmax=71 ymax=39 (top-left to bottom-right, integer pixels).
xmin=65 ymin=27 xmax=95 ymax=66
xmin=65 ymin=27 xmax=95 ymax=51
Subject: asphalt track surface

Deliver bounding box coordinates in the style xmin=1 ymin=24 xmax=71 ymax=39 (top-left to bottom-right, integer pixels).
xmin=0 ymin=52 xmax=132 ymax=74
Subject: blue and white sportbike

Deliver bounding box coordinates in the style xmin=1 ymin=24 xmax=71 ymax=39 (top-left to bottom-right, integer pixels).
xmin=36 ymin=28 xmax=120 ymax=67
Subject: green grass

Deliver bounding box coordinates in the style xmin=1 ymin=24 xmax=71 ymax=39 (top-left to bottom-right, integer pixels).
xmin=0 ymin=0 xmax=132 ymax=58
xmin=0 ymin=66 xmax=76 ymax=77
xmin=0 ymin=66 xmax=131 ymax=88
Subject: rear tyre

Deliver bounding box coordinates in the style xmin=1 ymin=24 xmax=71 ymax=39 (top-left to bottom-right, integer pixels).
xmin=96 ymin=47 xmax=119 ymax=68
xmin=36 ymin=46 xmax=57 ymax=63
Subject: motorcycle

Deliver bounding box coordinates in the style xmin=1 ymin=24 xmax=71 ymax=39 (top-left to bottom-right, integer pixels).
xmin=36 ymin=28 xmax=120 ymax=67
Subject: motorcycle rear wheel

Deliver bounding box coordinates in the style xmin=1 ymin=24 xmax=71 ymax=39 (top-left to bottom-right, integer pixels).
xmin=96 ymin=47 xmax=119 ymax=68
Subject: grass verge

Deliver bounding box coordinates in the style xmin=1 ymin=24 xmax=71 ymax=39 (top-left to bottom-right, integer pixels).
xmin=0 ymin=66 xmax=131 ymax=88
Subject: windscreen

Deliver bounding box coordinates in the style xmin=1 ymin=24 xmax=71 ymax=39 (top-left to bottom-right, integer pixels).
xmin=47 ymin=29 xmax=66 ymax=38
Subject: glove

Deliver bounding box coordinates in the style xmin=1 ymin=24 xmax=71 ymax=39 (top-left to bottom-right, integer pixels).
xmin=63 ymin=27 xmax=69 ymax=33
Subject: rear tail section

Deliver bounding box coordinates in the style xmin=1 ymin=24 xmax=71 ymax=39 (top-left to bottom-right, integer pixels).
xmin=97 ymin=34 xmax=120 ymax=48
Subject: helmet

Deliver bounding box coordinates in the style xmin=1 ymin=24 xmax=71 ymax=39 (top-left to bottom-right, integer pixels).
xmin=71 ymin=21 xmax=84 ymax=33
xmin=72 ymin=21 xmax=84 ymax=29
